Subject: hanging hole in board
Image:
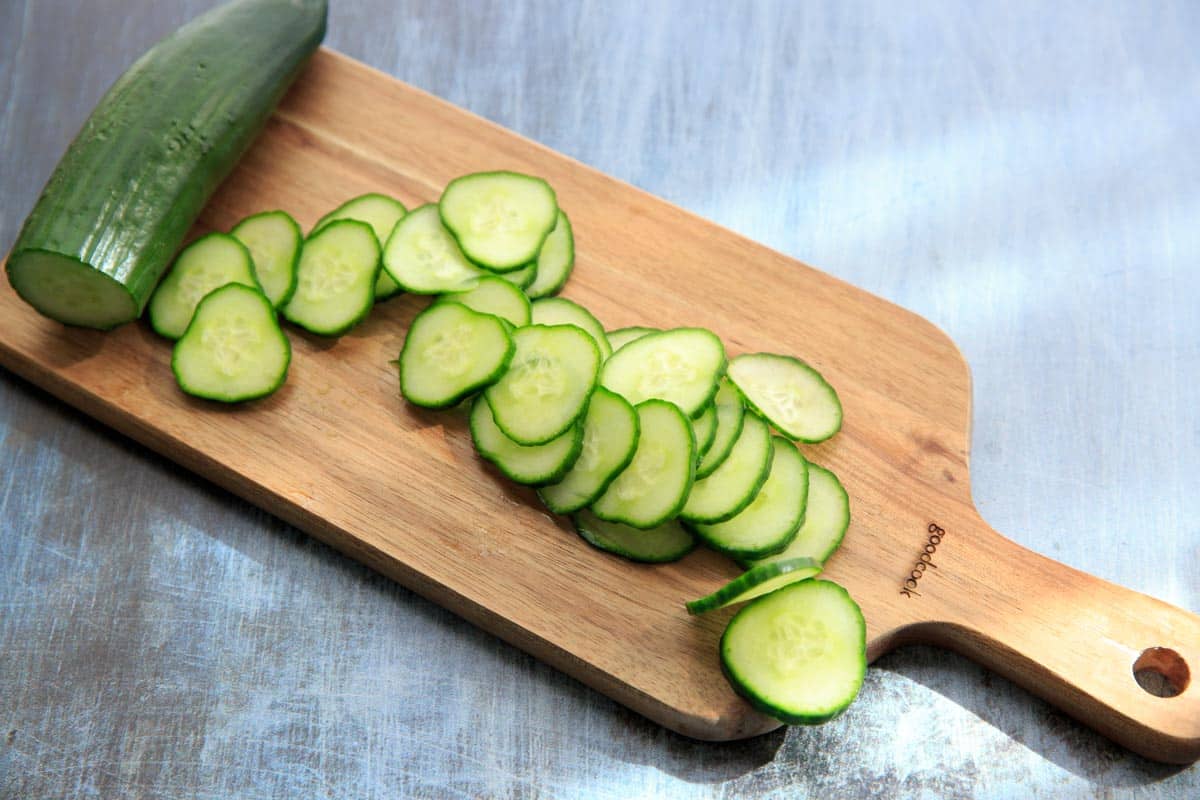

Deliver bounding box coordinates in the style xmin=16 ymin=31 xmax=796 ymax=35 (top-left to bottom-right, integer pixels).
xmin=1132 ymin=647 xmax=1190 ymax=698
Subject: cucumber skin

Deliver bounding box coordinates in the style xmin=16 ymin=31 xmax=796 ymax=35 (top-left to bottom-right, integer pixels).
xmin=6 ymin=0 xmax=327 ymax=328
xmin=398 ymin=302 xmax=515 ymax=410
xmin=231 ymin=210 xmax=303 ymax=310
xmin=570 ymin=513 xmax=696 ymax=564
xmin=471 ymin=400 xmax=584 ymax=487
xmin=684 ymin=557 xmax=821 ymax=615
xmin=538 ymin=387 xmax=641 ymax=515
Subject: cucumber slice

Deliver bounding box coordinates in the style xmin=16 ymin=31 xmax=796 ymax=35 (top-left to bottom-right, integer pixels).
xmin=686 ymin=556 xmax=821 ymax=615
xmin=539 ymin=387 xmax=639 ymax=514
xmin=696 ymin=378 xmax=746 ymax=478
xmin=312 ymin=192 xmax=408 ymax=301
xmin=590 ymin=399 xmax=695 ymax=529
xmin=742 ymin=462 xmax=850 ymax=568
xmin=720 ymin=579 xmax=866 ymax=725
xmin=171 ymin=283 xmax=290 ymax=403
xmin=691 ymin=437 xmax=809 ymax=559
xmin=470 ymin=396 xmax=583 ymax=485
xmin=692 ymin=403 xmax=717 ymax=458
xmin=681 ymin=412 xmax=773 ymax=524
xmin=728 ymin=353 xmax=843 ymax=443
xmin=525 ymin=211 xmax=575 ymax=299
xmin=439 ymin=171 xmax=558 ymax=271
xmin=231 ymin=210 xmax=302 ymax=309
xmin=283 ymin=219 xmax=380 ymax=336
xmin=499 ymin=262 xmax=538 ymax=289
xmin=398 ymin=301 xmax=514 ymax=409
xmin=606 ymin=326 xmax=659 ymax=353
xmin=148 ymin=233 xmax=261 ymax=340
xmin=531 ymin=297 xmax=611 ymax=360
xmin=571 ymin=510 xmax=695 ymax=564
xmin=483 ymin=324 xmax=601 ymax=444
xmin=435 ymin=275 xmax=531 ymax=327
xmin=599 ymin=328 xmax=725 ymax=418
xmin=382 ymin=204 xmax=488 ymax=294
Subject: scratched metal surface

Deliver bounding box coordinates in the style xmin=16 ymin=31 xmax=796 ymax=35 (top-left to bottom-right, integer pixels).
xmin=1 ymin=0 xmax=1198 ymax=797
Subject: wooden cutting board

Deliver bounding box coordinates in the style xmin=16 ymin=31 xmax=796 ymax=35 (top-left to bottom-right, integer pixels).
xmin=2 ymin=48 xmax=1197 ymax=764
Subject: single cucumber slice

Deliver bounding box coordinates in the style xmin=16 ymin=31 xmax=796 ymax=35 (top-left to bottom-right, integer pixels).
xmin=499 ymin=262 xmax=538 ymax=289
xmin=525 ymin=210 xmax=574 ymax=298
xmin=606 ymin=326 xmax=659 ymax=354
xmin=530 ymin=297 xmax=611 ymax=359
xmin=382 ymin=204 xmax=488 ymax=294
xmin=599 ymin=328 xmax=725 ymax=417
xmin=686 ymin=556 xmax=821 ymax=615
xmin=681 ymin=412 xmax=773 ymax=524
xmin=439 ymin=171 xmax=558 ymax=270
xmin=691 ymin=437 xmax=809 ymax=559
xmin=728 ymin=353 xmax=843 ymax=443
xmin=692 ymin=403 xmax=718 ymax=458
xmin=435 ymin=275 xmax=531 ymax=327
xmin=484 ymin=324 xmax=600 ymax=444
xmin=721 ymin=580 xmax=866 ymax=725
xmin=470 ymin=396 xmax=583 ymax=485
xmin=148 ymin=232 xmax=261 ymax=340
xmin=399 ymin=301 xmax=514 ymax=409
xmin=539 ymin=387 xmax=639 ymax=514
xmin=590 ymin=399 xmax=695 ymax=529
xmin=312 ymin=192 xmax=408 ymax=301
xmin=231 ymin=210 xmax=302 ymax=309
xmin=742 ymin=462 xmax=850 ymax=568
xmin=171 ymin=283 xmax=290 ymax=403
xmin=283 ymin=219 xmax=380 ymax=336
xmin=696 ymin=378 xmax=746 ymax=478
xmin=571 ymin=510 xmax=695 ymax=563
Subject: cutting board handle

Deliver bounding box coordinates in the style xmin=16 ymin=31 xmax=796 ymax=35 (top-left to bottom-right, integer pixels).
xmin=901 ymin=512 xmax=1200 ymax=764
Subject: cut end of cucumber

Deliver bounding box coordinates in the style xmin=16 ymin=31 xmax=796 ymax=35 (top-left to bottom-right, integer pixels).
xmin=8 ymin=250 xmax=137 ymax=329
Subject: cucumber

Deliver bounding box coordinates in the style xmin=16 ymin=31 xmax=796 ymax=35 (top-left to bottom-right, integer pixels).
xmin=571 ymin=510 xmax=695 ymax=564
xmin=685 ymin=557 xmax=821 ymax=615
xmin=435 ymin=275 xmax=531 ymax=328
xmin=720 ymin=580 xmax=866 ymax=725
xmin=439 ymin=171 xmax=558 ymax=271
xmin=742 ymin=462 xmax=850 ymax=569
xmin=381 ymin=204 xmax=487 ymax=294
xmin=499 ymin=262 xmax=538 ymax=290
xmin=483 ymin=324 xmax=601 ymax=444
xmin=312 ymin=193 xmax=408 ymax=301
xmin=681 ymin=412 xmax=773 ymax=524
xmin=691 ymin=436 xmax=809 ymax=559
xmin=283 ymin=219 xmax=380 ymax=336
xmin=590 ymin=399 xmax=695 ymax=529
xmin=148 ymin=233 xmax=261 ymax=340
xmin=171 ymin=283 xmax=290 ymax=403
xmin=525 ymin=211 xmax=575 ymax=299
xmin=231 ymin=210 xmax=301 ymax=309
xmin=530 ymin=297 xmax=611 ymax=360
xmin=470 ymin=397 xmax=583 ymax=485
xmin=696 ymin=378 xmax=746 ymax=479
xmin=606 ymin=326 xmax=659 ymax=353
xmin=691 ymin=403 xmax=718 ymax=458
xmin=538 ymin=387 xmax=639 ymax=514
xmin=398 ymin=302 xmax=514 ymax=409
xmin=6 ymin=0 xmax=326 ymax=329
xmin=728 ymin=353 xmax=843 ymax=443
xmin=599 ymin=328 xmax=725 ymax=418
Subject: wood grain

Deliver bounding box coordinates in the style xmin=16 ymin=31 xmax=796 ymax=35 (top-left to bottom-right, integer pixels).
xmin=1 ymin=48 xmax=1197 ymax=763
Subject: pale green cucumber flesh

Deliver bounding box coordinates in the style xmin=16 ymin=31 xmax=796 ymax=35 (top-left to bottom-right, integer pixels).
xmin=439 ymin=171 xmax=558 ymax=270
xmin=231 ymin=209 xmax=301 ymax=308
xmin=599 ymin=327 xmax=725 ymax=418
xmin=539 ymin=387 xmax=639 ymax=514
xmin=282 ymin=219 xmax=380 ymax=336
xmin=382 ymin=204 xmax=487 ymax=294
xmin=149 ymin=232 xmax=261 ymax=340
xmin=525 ymin=210 xmax=575 ymax=298
xmin=686 ymin=556 xmax=821 ymax=614
xmin=435 ymin=275 xmax=532 ymax=327
xmin=728 ymin=352 xmax=843 ymax=443
xmin=530 ymin=297 xmax=611 ymax=359
xmin=681 ymin=412 xmax=773 ymax=523
xmin=691 ymin=403 xmax=718 ymax=458
xmin=500 ymin=262 xmax=538 ymax=289
xmin=8 ymin=252 xmax=136 ymax=330
xmin=606 ymin=326 xmax=659 ymax=353
xmin=571 ymin=510 xmax=695 ymax=563
xmin=312 ymin=193 xmax=408 ymax=301
xmin=696 ymin=378 xmax=747 ymax=478
xmin=399 ymin=301 xmax=515 ymax=409
xmin=742 ymin=463 xmax=850 ymax=569
xmin=470 ymin=396 xmax=583 ymax=485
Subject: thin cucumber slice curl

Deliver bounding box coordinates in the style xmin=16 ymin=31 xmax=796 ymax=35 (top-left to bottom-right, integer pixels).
xmin=231 ymin=210 xmax=301 ymax=309
xmin=599 ymin=327 xmax=725 ymax=418
xmin=440 ymin=171 xmax=558 ymax=271
xmin=484 ymin=324 xmax=600 ymax=444
xmin=283 ymin=219 xmax=380 ymax=336
xmin=742 ymin=462 xmax=849 ymax=569
xmin=696 ymin=378 xmax=747 ymax=478
xmin=382 ymin=204 xmax=488 ymax=294
xmin=531 ymin=297 xmax=611 ymax=360
xmin=720 ymin=579 xmax=866 ymax=725
xmin=171 ymin=283 xmax=290 ymax=403
xmin=691 ymin=403 xmax=718 ymax=458
xmin=149 ymin=232 xmax=261 ymax=340
xmin=686 ymin=556 xmax=821 ymax=615
xmin=571 ymin=510 xmax=695 ymax=564
xmin=606 ymin=326 xmax=659 ymax=353
xmin=681 ymin=412 xmax=773 ymax=524
xmin=311 ymin=192 xmax=408 ymax=301
xmin=435 ymin=275 xmax=531 ymax=327
xmin=539 ymin=387 xmax=639 ymax=514
xmin=470 ymin=396 xmax=583 ymax=485
xmin=691 ymin=436 xmax=809 ymax=559
xmin=728 ymin=352 xmax=843 ymax=443
xmin=590 ymin=399 xmax=695 ymax=529
xmin=525 ymin=210 xmax=574 ymax=299
xmin=399 ymin=301 xmax=515 ymax=409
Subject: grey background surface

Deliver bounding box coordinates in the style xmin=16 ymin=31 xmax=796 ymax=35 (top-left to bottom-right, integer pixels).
xmin=2 ymin=1 xmax=1198 ymax=797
